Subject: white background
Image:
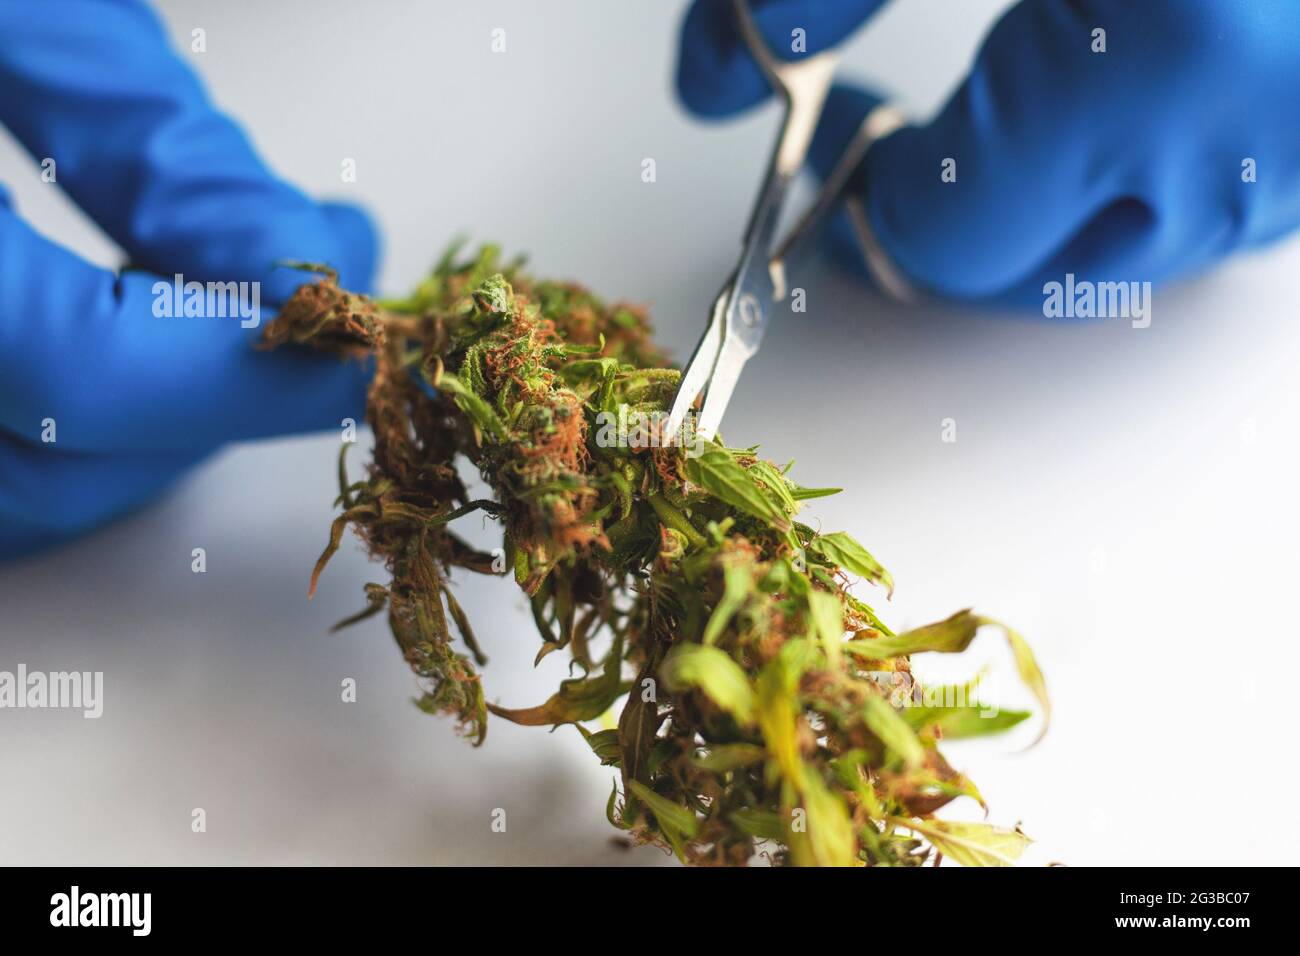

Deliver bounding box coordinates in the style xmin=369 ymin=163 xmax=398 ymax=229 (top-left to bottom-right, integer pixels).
xmin=2 ymin=0 xmax=1297 ymax=865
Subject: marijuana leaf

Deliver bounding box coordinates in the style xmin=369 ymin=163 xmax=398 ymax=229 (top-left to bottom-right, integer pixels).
xmin=660 ymin=643 xmax=756 ymax=725
xmin=262 ymin=244 xmax=1048 ymax=867
xmin=488 ymin=638 xmax=626 ymax=726
xmin=810 ymin=531 xmax=894 ymax=597
xmin=687 ymin=447 xmax=792 ymax=532
xmin=862 ymin=695 xmax=926 ymax=769
xmin=847 ymin=610 xmax=1050 ymax=740
xmin=891 ymin=818 xmax=1032 ymax=867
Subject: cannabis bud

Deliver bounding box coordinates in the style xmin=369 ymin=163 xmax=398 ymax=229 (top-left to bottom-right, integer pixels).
xmin=262 ymin=243 xmax=1049 ymax=867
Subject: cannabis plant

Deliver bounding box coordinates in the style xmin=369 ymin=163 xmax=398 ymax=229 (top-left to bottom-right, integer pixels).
xmin=262 ymin=244 xmax=1048 ymax=867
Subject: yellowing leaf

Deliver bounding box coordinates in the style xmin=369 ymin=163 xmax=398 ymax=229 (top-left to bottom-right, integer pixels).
xmin=661 ymin=643 xmax=756 ymax=725
xmin=847 ymin=611 xmax=1050 ymax=742
xmin=691 ymin=743 xmax=766 ymax=772
xmin=829 ymin=754 xmax=885 ymax=821
xmin=488 ymin=638 xmax=625 ymax=726
xmin=847 ymin=609 xmax=982 ymax=658
xmin=906 ymin=706 xmax=1031 ymax=739
xmin=1004 ymin=624 xmax=1051 ymax=744
xmin=752 ymin=642 xmax=857 ymax=867
xmin=862 ymin=695 xmax=926 ymax=768
xmin=755 ymin=655 xmax=802 ymax=784
xmin=701 ymin=557 xmax=753 ymax=646
xmin=807 ymin=589 xmax=845 ymax=665
xmin=790 ymin=768 xmax=857 ymax=867
xmin=892 ymin=818 xmax=1031 ymax=867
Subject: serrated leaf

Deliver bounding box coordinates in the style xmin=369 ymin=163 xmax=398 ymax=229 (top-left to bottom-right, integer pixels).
xmin=746 ymin=459 xmax=799 ymax=515
xmin=810 ymin=531 xmax=894 ymax=597
xmin=686 ymin=447 xmax=789 ymax=530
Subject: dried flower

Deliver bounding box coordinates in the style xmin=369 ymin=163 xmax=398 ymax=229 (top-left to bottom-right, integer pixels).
xmin=262 ymin=243 xmax=1049 ymax=867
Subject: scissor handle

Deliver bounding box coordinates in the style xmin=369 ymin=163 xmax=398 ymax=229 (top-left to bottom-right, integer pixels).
xmin=731 ymin=0 xmax=838 ymax=255
xmin=770 ymin=102 xmax=910 ymax=299
xmin=663 ymin=2 xmax=888 ymax=443
xmin=732 ymin=0 xmax=913 ymax=303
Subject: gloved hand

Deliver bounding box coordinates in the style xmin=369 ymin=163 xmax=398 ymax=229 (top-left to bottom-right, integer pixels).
xmin=677 ymin=0 xmax=1300 ymax=304
xmin=0 ymin=0 xmax=378 ymax=559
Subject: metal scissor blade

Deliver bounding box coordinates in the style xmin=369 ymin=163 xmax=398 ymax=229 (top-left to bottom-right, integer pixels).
xmin=664 ymin=0 xmax=842 ymax=445
xmin=693 ymin=328 xmax=753 ymax=443
xmin=664 ymin=292 xmax=727 ymax=441
xmin=669 ymin=255 xmax=772 ymax=445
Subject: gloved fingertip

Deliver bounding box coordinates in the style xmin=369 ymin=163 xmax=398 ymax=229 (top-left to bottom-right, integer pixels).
xmin=320 ymin=200 xmax=380 ymax=294
xmin=676 ymin=0 xmax=772 ymax=118
xmin=256 ymin=200 xmax=379 ymax=305
xmin=676 ymin=0 xmax=891 ymax=118
xmin=807 ymin=83 xmax=887 ymax=185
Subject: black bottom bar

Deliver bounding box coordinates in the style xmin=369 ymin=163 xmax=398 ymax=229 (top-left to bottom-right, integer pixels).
xmin=0 ymin=866 xmax=1278 ymax=941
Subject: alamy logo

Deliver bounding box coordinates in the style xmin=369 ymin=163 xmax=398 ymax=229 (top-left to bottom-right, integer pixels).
xmin=0 ymin=664 xmax=103 ymax=718
xmin=1042 ymin=273 xmax=1151 ymax=328
xmin=50 ymin=886 xmax=151 ymax=936
xmin=868 ymin=670 xmax=1001 ymax=718
xmin=152 ymin=274 xmax=261 ymax=329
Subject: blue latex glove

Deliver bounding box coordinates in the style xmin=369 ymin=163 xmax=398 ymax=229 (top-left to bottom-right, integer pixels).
xmin=0 ymin=0 xmax=378 ymax=559
xmin=678 ymin=0 xmax=1300 ymax=304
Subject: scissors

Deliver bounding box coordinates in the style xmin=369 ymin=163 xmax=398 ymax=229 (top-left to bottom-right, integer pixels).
xmin=664 ymin=0 xmax=909 ymax=445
